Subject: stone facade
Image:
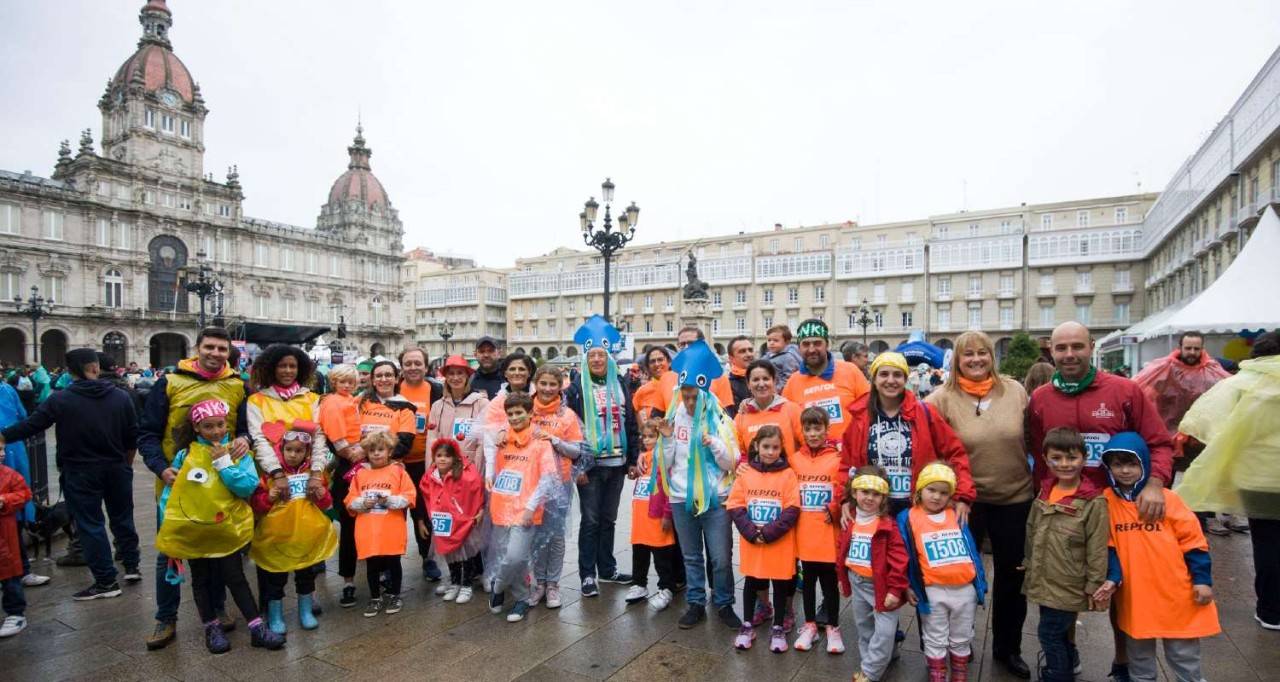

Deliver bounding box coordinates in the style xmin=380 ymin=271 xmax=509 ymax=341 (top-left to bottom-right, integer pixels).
xmin=503 ymin=194 xmax=1154 ymax=362
xmin=0 ymin=1 xmax=408 ymax=369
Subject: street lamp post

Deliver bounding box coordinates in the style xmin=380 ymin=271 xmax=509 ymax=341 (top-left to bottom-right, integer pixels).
xmin=855 ymin=298 xmax=874 ymax=348
xmin=182 ymin=250 xmax=223 ymax=329
xmin=581 ymin=177 xmax=640 ymax=319
xmin=437 ymin=320 xmax=454 ymax=356
xmin=15 ymin=286 xmax=52 ymax=365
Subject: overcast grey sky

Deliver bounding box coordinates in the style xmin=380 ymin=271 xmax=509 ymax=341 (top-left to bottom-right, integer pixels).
xmin=3 ymin=1 xmax=1279 ymax=267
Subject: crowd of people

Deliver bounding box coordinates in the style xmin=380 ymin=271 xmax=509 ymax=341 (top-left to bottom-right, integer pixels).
xmin=0 ymin=318 xmax=1276 ymax=682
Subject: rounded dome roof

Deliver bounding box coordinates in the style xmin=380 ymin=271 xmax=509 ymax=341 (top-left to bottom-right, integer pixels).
xmin=327 ymin=126 xmax=390 ymax=211
xmin=111 ymin=44 xmax=195 ymax=104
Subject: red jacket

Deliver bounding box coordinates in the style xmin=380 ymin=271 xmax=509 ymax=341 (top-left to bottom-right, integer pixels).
xmin=249 ymin=456 xmax=333 ymax=514
xmin=840 ymin=391 xmax=977 ymax=504
xmin=836 ymin=514 xmax=909 ymax=611
xmin=0 ymin=465 xmax=32 ymax=581
xmin=419 ymin=460 xmax=485 ymax=555
xmin=1027 ymin=371 xmax=1173 ymax=493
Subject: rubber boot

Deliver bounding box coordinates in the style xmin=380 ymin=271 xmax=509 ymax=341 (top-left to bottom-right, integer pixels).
xmin=298 ymin=594 xmax=319 ymax=630
xmin=926 ymin=656 xmax=948 ymax=682
xmin=949 ymin=652 xmax=970 ymax=682
xmin=266 ymin=599 xmax=287 ymax=635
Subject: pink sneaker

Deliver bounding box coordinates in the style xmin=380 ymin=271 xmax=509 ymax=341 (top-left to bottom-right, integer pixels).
xmin=825 ymin=625 xmax=845 ymax=654
xmin=750 ymin=601 xmax=773 ymax=627
xmin=526 ymin=583 xmax=545 ymax=607
xmin=793 ymin=622 xmax=819 ymax=651
xmin=734 ymin=625 xmax=756 ymax=650
xmin=769 ymin=625 xmax=789 ymax=653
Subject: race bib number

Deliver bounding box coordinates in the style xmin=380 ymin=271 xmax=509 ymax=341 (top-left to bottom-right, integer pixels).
xmin=814 ymin=396 xmax=844 ymax=424
xmin=800 ymin=482 xmax=832 ymax=512
xmin=747 ymin=498 xmax=782 ymax=525
xmin=493 ymin=470 xmax=523 ymax=496
xmin=286 ymin=473 xmax=310 ymax=501
xmin=415 ymin=413 xmax=427 ymax=434
xmin=885 ymin=465 xmax=912 ymax=499
xmin=360 ymin=423 xmax=390 ymax=436
xmin=430 ymin=511 xmax=454 ymax=537
xmin=633 ymin=475 xmax=653 ymax=500
xmin=674 ymin=424 xmax=691 ymax=445
xmin=1083 ymin=433 xmax=1108 ymax=467
xmin=846 ymin=532 xmax=872 ymax=568
xmin=453 ymin=419 xmax=475 ymax=440
xmin=921 ymin=529 xmax=970 ymax=567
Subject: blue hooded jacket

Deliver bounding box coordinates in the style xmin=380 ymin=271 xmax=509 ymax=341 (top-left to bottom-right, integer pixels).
xmin=1101 ymin=432 xmax=1211 ymax=587
xmin=897 ymin=507 xmax=987 ymax=615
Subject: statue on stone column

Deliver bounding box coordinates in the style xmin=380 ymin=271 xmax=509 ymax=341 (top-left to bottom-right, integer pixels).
xmin=682 ymin=249 xmax=709 ymax=300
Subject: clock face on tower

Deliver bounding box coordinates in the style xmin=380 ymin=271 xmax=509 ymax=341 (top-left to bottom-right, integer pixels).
xmin=160 ymin=91 xmax=179 ymax=107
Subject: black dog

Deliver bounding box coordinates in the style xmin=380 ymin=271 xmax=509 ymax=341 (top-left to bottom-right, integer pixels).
xmin=25 ymin=499 xmax=73 ymax=559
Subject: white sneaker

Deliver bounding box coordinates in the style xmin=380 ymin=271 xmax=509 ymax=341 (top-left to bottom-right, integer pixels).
xmin=455 ymin=586 xmax=474 ymax=604
xmin=545 ymin=583 xmax=563 ymax=609
xmin=0 ymin=615 xmax=26 ymax=638
xmin=442 ymin=584 xmax=461 ymax=601
xmin=624 ymin=585 xmax=649 ymax=603
xmin=435 ymin=582 xmax=451 ymax=596
xmin=20 ymin=574 xmax=50 ymax=587
xmin=793 ymin=622 xmax=819 ymax=651
xmin=648 ymin=588 xmax=673 ymax=611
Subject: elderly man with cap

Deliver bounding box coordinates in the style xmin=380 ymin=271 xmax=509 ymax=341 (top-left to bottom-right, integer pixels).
xmin=782 ymin=319 xmax=870 ymax=444
xmin=651 ymin=338 xmax=742 ymax=630
xmin=471 ymin=336 xmax=504 ymax=399
xmin=0 ymin=348 xmax=141 ymax=601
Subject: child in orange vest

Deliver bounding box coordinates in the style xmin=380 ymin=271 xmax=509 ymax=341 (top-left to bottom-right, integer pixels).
xmin=625 ymin=421 xmax=682 ymax=610
xmin=319 ymin=365 xmax=362 ymax=463
xmin=1094 ymin=433 xmax=1218 ymax=682
xmin=483 ymin=392 xmax=560 ymax=623
xmin=727 ymin=426 xmax=800 ymax=653
xmin=898 ymin=462 xmax=987 ymax=682
xmin=790 ymin=406 xmax=848 ymax=654
xmin=344 ymin=430 xmax=416 ymax=618
xmin=837 ymin=466 xmax=909 ymax=682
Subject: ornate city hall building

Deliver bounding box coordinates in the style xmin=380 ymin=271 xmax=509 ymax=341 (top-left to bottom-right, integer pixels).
xmin=0 ymin=0 xmax=408 ymax=369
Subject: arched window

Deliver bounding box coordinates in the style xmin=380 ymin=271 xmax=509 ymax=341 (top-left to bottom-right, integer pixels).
xmin=104 ymin=268 xmax=123 ymax=308
xmin=103 ymin=331 xmax=127 ymax=366
xmin=147 ymin=235 xmax=188 ymax=311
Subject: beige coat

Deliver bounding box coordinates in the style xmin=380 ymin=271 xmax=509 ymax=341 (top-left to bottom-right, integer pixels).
xmin=926 ymin=377 xmax=1032 ymax=505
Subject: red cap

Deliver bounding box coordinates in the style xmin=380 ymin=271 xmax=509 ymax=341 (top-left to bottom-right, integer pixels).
xmin=441 ymin=355 xmax=474 ymax=375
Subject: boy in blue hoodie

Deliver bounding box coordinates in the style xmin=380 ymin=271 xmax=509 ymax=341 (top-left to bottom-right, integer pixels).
xmin=1093 ymin=432 xmax=1218 ymax=682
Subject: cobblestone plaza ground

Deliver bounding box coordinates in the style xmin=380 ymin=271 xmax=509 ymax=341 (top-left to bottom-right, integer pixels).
xmin=2 ymin=453 xmax=1276 ymax=681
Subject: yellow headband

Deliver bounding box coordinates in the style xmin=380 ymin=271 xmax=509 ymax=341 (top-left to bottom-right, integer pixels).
xmin=869 ymin=351 xmax=909 ymax=378
xmin=851 ymin=474 xmax=889 ymax=495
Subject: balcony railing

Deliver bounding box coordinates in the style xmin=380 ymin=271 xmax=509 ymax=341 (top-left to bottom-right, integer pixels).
xmin=836 ymin=245 xmax=925 ymax=279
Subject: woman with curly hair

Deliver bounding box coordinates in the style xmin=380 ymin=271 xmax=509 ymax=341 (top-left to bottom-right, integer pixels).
xmin=246 ymin=344 xmax=330 ymax=495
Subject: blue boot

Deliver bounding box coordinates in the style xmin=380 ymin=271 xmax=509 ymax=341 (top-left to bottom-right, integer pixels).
xmin=267 ymin=599 xmax=287 ymax=635
xmin=298 ymin=594 xmax=319 ymax=630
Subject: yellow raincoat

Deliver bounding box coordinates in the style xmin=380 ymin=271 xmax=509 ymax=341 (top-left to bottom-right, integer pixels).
xmin=1175 ymin=355 xmax=1280 ymax=519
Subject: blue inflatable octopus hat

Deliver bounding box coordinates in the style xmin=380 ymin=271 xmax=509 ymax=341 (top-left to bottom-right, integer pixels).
xmin=573 ymin=314 xmax=622 ymax=352
xmin=672 ymin=339 xmax=724 ymax=390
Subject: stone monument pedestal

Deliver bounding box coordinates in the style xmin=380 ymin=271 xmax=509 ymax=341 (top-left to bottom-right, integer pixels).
xmin=681 ymin=297 xmax=715 ymax=347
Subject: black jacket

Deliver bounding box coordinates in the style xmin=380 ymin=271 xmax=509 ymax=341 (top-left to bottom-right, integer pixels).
xmin=1 ymin=379 xmax=138 ymax=468
xmin=471 ymin=367 xmax=504 ymax=400
xmin=564 ymin=374 xmax=639 ymax=467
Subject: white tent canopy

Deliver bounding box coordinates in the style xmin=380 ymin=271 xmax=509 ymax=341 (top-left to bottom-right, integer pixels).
xmin=1144 ymin=206 xmax=1280 ymax=338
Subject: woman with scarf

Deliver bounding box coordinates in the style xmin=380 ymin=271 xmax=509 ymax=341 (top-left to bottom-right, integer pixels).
xmin=652 ymin=338 xmax=742 ymax=630
xmin=564 ymin=316 xmax=638 ymax=598
xmin=246 ymin=345 xmax=330 ymax=499
xmin=480 ymin=353 xmax=537 ymax=431
xmin=925 ymin=331 xmax=1033 ymax=679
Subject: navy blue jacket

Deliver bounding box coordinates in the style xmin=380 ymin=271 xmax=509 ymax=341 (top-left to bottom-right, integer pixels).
xmin=1 ymin=379 xmax=137 ymax=468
